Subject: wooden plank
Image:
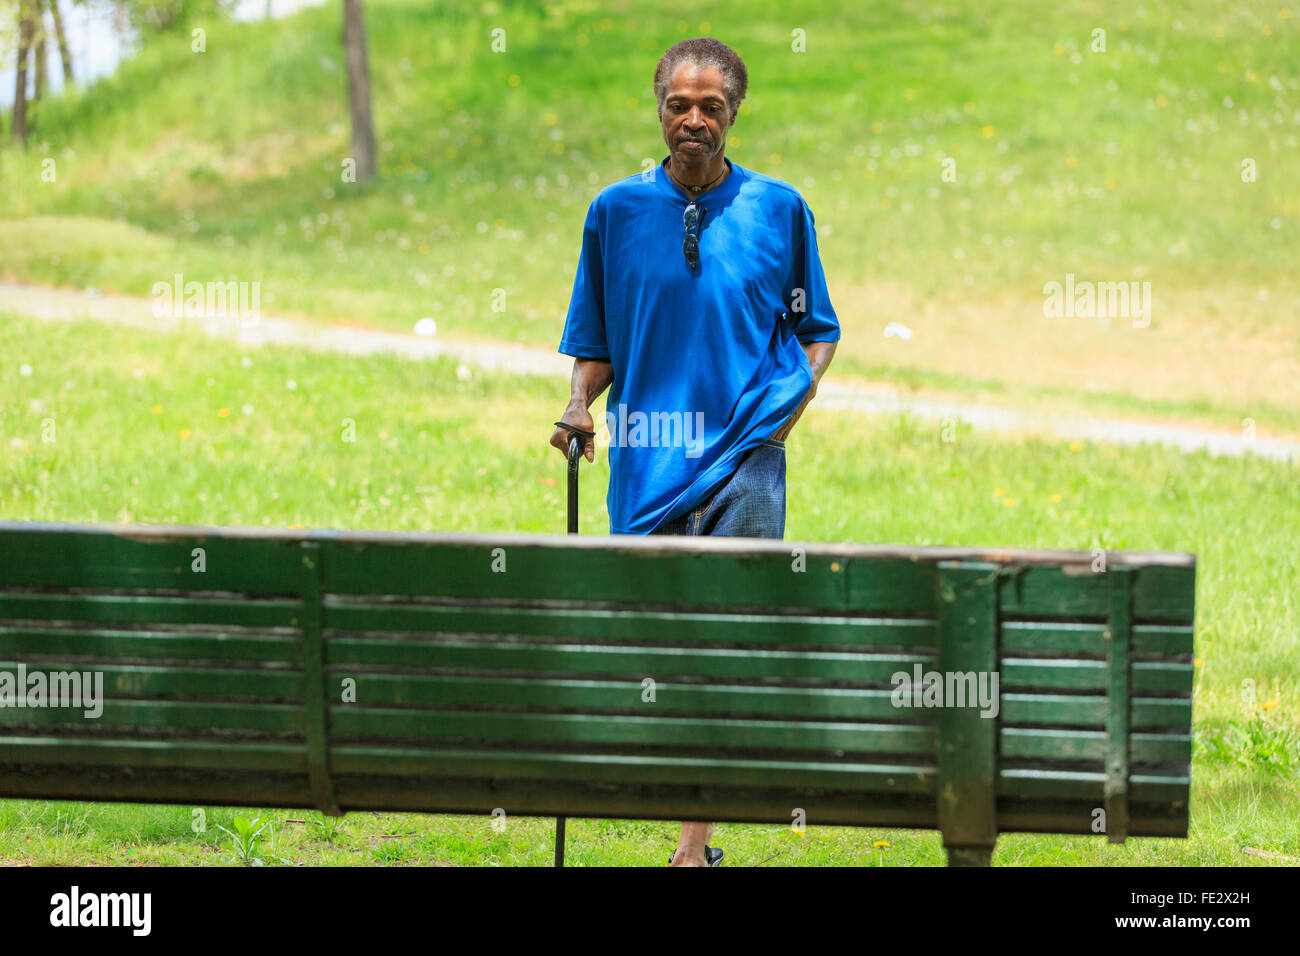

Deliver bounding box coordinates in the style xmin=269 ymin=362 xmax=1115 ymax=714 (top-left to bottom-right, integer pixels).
xmin=935 ymin=562 xmax=1000 ymax=855
xmin=0 ymin=736 xmax=306 ymax=771
xmin=0 ymin=765 xmax=313 ymax=811
xmin=0 ymin=699 xmax=302 ymax=732
xmin=327 ymin=746 xmax=938 ymax=793
xmin=997 ymin=801 xmax=1188 ymax=837
xmin=1000 ymin=728 xmax=1191 ymax=763
xmin=999 ymin=564 xmax=1195 ymax=622
xmin=324 ymin=639 xmax=934 ymax=682
xmin=1000 ymin=659 xmax=1193 ymax=693
xmin=845 ymin=558 xmax=937 ymax=614
xmin=0 ymin=765 xmax=1184 ymax=835
xmin=0 ymin=528 xmax=300 ymax=594
xmin=320 ymin=541 xmax=855 ymax=610
xmin=1133 ymin=564 xmax=1196 ymax=622
xmin=1106 ymin=567 xmax=1134 ymax=842
xmin=323 ymin=602 xmax=938 ymax=649
xmin=0 ymin=661 xmax=302 ymax=700
xmin=0 ymin=592 xmax=300 ymax=628
xmin=999 ymin=567 xmax=1108 ymax=618
xmin=1001 ymin=693 xmax=1191 ymax=729
xmin=316 ymin=675 xmax=917 ymax=720
xmin=0 ymin=626 xmax=302 ymax=663
xmin=300 ymin=542 xmax=341 ymax=816
xmin=998 ymin=768 xmax=1188 ymax=803
xmin=1001 ymin=621 xmax=1193 ymax=656
xmin=329 ymin=708 xmax=937 ymax=754
xmin=0 ymin=521 xmax=1194 ymax=568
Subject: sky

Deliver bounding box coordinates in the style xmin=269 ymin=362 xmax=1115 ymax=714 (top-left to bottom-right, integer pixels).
xmin=2 ymin=0 xmax=326 ymax=108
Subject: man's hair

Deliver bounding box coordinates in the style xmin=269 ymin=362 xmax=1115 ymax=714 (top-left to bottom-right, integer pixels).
xmin=653 ymin=38 xmax=748 ymax=122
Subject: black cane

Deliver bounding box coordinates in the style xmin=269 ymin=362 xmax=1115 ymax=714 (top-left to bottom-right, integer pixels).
xmin=555 ymin=421 xmax=594 ymax=536
xmin=551 ymin=420 xmax=594 ymax=866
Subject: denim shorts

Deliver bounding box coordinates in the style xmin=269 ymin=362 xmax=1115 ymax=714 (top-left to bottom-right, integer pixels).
xmin=649 ymin=439 xmax=785 ymax=539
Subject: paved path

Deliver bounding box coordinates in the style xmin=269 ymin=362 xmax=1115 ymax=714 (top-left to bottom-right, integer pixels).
xmin=5 ymin=281 xmax=1296 ymax=463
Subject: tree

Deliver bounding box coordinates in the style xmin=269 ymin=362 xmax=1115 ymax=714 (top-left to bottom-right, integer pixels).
xmin=49 ymin=0 xmax=73 ymax=86
xmin=11 ymin=0 xmax=35 ymax=145
xmin=32 ymin=0 xmax=47 ymax=102
xmin=342 ymin=0 xmax=376 ymax=181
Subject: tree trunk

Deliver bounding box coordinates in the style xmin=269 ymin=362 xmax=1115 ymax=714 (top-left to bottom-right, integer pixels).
xmin=34 ymin=1 xmax=48 ymax=102
xmin=50 ymin=0 xmax=74 ymax=86
xmin=12 ymin=2 xmax=35 ymax=145
xmin=342 ymin=0 xmax=376 ymax=181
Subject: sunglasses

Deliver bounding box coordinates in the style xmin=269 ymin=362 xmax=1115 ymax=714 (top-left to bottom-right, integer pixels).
xmin=683 ymin=201 xmax=705 ymax=268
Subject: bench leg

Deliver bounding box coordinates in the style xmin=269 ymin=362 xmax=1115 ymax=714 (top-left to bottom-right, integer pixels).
xmin=554 ymin=815 xmax=566 ymax=867
xmin=945 ymin=843 xmax=994 ymax=867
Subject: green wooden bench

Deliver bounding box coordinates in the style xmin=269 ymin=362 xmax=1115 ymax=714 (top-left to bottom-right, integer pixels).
xmin=0 ymin=521 xmax=1195 ymax=866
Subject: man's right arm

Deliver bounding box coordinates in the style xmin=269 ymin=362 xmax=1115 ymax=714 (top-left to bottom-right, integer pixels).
xmin=550 ymin=357 xmax=614 ymax=461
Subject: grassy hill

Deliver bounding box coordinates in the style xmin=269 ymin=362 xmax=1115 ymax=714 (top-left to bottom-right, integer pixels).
xmin=2 ymin=0 xmax=1298 ymax=432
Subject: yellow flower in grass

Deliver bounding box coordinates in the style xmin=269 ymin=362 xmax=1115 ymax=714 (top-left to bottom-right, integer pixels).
xmin=218 ymin=407 xmax=230 ymax=418
xmin=1193 ymin=657 xmax=1203 ymax=668
xmin=1050 ymin=493 xmax=1063 ymax=503
xmin=178 ymin=429 xmax=191 ymax=440
xmin=873 ymin=840 xmax=890 ymax=849
xmin=1261 ymin=698 xmax=1280 ymax=710
xmin=152 ymin=405 xmax=163 ymax=414
xmin=1003 ymin=498 xmax=1016 ymax=508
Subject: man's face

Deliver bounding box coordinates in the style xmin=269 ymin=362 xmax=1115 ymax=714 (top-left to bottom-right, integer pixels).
xmin=659 ymin=62 xmax=733 ymax=168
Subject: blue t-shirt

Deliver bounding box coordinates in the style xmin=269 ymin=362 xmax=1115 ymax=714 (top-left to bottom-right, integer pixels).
xmin=558 ymin=154 xmax=840 ymax=535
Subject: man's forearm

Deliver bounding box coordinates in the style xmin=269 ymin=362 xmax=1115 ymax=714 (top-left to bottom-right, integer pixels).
xmin=567 ymin=357 xmax=614 ymax=411
xmin=771 ymin=340 xmax=837 ymax=441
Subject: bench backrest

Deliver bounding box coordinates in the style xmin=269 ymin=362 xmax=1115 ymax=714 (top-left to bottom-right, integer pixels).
xmin=0 ymin=523 xmax=1195 ymax=850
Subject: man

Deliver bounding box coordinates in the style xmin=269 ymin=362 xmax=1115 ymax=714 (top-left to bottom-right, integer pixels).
xmin=549 ymin=37 xmax=839 ymax=867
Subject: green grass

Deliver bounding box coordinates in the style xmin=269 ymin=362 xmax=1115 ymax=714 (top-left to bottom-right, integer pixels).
xmin=1 ymin=0 xmax=1298 ymax=433
xmin=0 ymin=313 xmax=1296 ymax=865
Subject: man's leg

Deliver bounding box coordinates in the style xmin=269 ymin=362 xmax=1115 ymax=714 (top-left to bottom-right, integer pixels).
xmin=666 ymin=439 xmax=787 ymax=865
xmin=669 ymin=822 xmax=717 ymax=867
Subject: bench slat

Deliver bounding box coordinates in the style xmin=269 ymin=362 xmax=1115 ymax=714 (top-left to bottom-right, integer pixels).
xmin=0 ymin=531 xmax=300 ymax=594
xmin=327 ymin=709 xmax=936 ymax=754
xmin=0 ymin=700 xmax=302 ymax=732
xmin=1000 ymin=659 xmax=1193 ymax=693
xmin=0 ymin=626 xmax=302 ymax=663
xmin=323 ymin=603 xmax=938 ymax=648
xmin=998 ymin=565 xmax=1194 ymax=622
xmin=0 ymin=592 xmax=300 ymax=628
xmin=1001 ymin=621 xmax=1192 ymax=656
xmin=0 ymin=660 xmax=303 ymax=700
xmin=324 ymin=544 xmax=858 ymax=611
xmin=325 ymin=639 xmax=933 ymax=682
xmin=1001 ymin=727 xmax=1191 ymax=763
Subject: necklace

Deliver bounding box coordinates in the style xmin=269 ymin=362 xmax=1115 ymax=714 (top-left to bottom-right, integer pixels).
xmin=666 ymin=157 xmax=729 ymax=195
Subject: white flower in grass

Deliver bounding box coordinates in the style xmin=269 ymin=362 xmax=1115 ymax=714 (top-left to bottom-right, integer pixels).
xmin=414 ymin=317 xmax=438 ymax=337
